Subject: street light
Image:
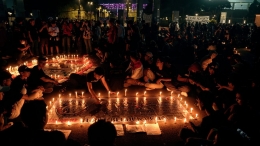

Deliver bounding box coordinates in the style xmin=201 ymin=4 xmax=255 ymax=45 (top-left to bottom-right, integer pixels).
xmin=8 ymin=12 xmax=12 ymax=25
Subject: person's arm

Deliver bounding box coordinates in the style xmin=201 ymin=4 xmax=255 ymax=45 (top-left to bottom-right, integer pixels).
xmin=40 ymin=77 xmax=58 ymax=84
xmin=18 ymin=45 xmax=30 ymax=51
xmin=87 ymin=82 xmax=99 ymax=103
xmin=100 ymin=76 xmax=110 ymax=92
xmin=177 ymin=74 xmax=189 ymax=82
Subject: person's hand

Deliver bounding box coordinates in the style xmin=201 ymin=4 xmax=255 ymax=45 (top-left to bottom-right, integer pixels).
xmin=156 ymin=79 xmax=161 ymax=84
xmin=189 ymin=79 xmax=195 ymax=85
xmin=22 ymin=94 xmax=29 ymax=99
xmin=37 ymin=86 xmax=45 ymax=91
xmin=202 ymin=87 xmax=210 ymax=91
xmin=109 ymin=91 xmax=116 ymax=94
xmin=216 ymin=84 xmax=223 ymax=90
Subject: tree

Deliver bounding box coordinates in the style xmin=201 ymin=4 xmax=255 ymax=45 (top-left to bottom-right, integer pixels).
xmin=248 ymin=0 xmax=260 ymax=19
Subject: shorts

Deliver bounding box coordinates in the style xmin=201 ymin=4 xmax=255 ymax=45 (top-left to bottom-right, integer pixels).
xmin=40 ymin=38 xmax=49 ymax=45
xmin=49 ymin=36 xmax=59 ymax=47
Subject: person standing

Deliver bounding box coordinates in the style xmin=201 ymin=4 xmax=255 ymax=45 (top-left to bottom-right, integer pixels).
xmin=83 ymin=22 xmax=92 ymax=54
xmin=39 ymin=20 xmax=49 ymax=55
xmin=28 ymin=19 xmax=39 ymax=56
xmin=61 ymin=21 xmax=73 ymax=54
xmin=48 ymin=21 xmax=60 ymax=56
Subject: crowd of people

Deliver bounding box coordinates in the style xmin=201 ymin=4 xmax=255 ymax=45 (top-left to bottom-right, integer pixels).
xmin=0 ymin=16 xmax=260 ymax=145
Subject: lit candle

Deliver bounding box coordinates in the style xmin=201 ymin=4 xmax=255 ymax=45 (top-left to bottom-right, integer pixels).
xmin=195 ymin=114 xmax=198 ymax=119
xmin=46 ymin=106 xmax=48 ymax=109
xmin=67 ymin=121 xmax=71 ymax=126
xmin=178 ymin=94 xmax=180 ymax=97
xmin=108 ymin=91 xmax=110 ymax=97
xmin=136 ymin=121 xmax=140 ymax=124
xmin=184 ymin=101 xmax=186 ymax=105
xmin=184 ymin=118 xmax=187 ymax=123
xmin=69 ymin=93 xmax=71 ymax=98
xmin=59 ymin=94 xmax=61 ymax=98
xmin=77 ymin=55 xmax=78 ymax=58
xmin=160 ymin=91 xmax=162 ymax=97
xmin=52 ymin=98 xmax=54 ymax=102
xmin=123 ymin=118 xmax=126 ymax=122
xmin=49 ymin=101 xmax=52 ymax=105
xmin=57 ymin=75 xmax=60 ymax=79
xmin=82 ymin=92 xmax=84 ymax=97
xmin=235 ymin=50 xmax=238 ymax=54
xmin=124 ymin=89 xmax=127 ymax=96
xmin=174 ymin=117 xmax=176 ymax=123
xmin=136 ymin=92 xmax=138 ymax=97
xmin=55 ymin=120 xmax=58 ymax=125
xmin=117 ymin=92 xmax=119 ymax=97
xmin=75 ymin=92 xmax=77 ymax=98
xmin=190 ymin=108 xmax=193 ymax=113
xmin=171 ymin=91 xmax=173 ymax=96
xmin=144 ymin=91 xmax=146 ymax=96
xmin=80 ymin=118 xmax=83 ymax=124
xmin=143 ymin=120 xmax=146 ymax=124
xmin=164 ymin=117 xmax=166 ymax=123
xmin=98 ymin=93 xmax=100 ymax=97
xmin=186 ymin=104 xmax=188 ymax=108
xmin=155 ymin=117 xmax=158 ymax=123
xmin=180 ymin=97 xmax=182 ymax=101
xmin=54 ymin=74 xmax=56 ymax=79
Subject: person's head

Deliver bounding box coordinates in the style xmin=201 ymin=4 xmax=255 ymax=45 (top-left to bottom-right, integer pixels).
xmin=88 ymin=120 xmax=117 ymax=146
xmin=51 ymin=20 xmax=56 ymax=27
xmin=94 ymin=67 xmax=105 ymax=80
xmin=188 ymin=62 xmax=201 ymax=73
xmin=130 ymin=52 xmax=140 ymax=63
xmin=156 ymin=56 xmax=165 ymax=68
xmin=18 ymin=65 xmax=31 ymax=78
xmin=20 ymin=100 xmax=48 ymax=129
xmin=19 ymin=38 xmax=27 ymax=45
xmin=235 ymin=89 xmax=247 ymax=105
xmin=208 ymin=63 xmax=219 ymax=75
xmin=0 ymin=71 xmax=12 ymax=87
xmin=116 ymin=20 xmax=120 ymax=26
xmin=37 ymin=56 xmax=48 ymax=68
xmin=144 ymin=52 xmax=153 ymax=61
xmin=197 ymin=91 xmax=214 ymax=112
xmin=29 ymin=19 xmax=35 ymax=26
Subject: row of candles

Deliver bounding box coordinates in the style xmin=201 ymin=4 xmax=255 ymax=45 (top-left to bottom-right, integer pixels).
xmin=48 ymin=90 xmax=199 ymax=126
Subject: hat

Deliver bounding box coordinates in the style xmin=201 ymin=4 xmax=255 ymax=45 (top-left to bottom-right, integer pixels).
xmin=0 ymin=85 xmax=10 ymax=92
xmin=38 ymin=56 xmax=48 ymax=61
xmin=18 ymin=65 xmax=31 ymax=72
xmin=145 ymin=52 xmax=153 ymax=58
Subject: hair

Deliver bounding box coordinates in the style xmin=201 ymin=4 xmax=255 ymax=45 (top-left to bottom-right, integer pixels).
xmin=88 ymin=120 xmax=117 ymax=146
xmin=94 ymin=67 xmax=105 ymax=76
xmin=0 ymin=71 xmax=12 ymax=85
xmin=157 ymin=56 xmax=166 ymax=63
xmin=129 ymin=51 xmax=140 ymax=61
xmin=20 ymin=100 xmax=47 ymax=129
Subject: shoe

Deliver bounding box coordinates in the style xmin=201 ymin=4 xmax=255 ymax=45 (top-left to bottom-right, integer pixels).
xmin=43 ymin=88 xmax=53 ymax=93
xmin=146 ymin=88 xmax=154 ymax=90
xmin=181 ymin=92 xmax=188 ymax=97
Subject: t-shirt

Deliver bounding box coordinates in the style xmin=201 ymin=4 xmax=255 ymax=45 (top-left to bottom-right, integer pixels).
xmin=39 ymin=26 xmax=49 ymax=38
xmin=28 ymin=25 xmax=38 ymax=40
xmin=27 ymin=65 xmax=48 ymax=88
xmin=10 ymin=75 xmax=28 ymax=93
xmin=86 ymin=71 xmax=100 ymax=83
xmin=154 ymin=67 xmax=172 ymax=81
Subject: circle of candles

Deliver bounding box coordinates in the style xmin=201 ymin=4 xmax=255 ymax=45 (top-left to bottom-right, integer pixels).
xmin=124 ymin=89 xmax=127 ymax=96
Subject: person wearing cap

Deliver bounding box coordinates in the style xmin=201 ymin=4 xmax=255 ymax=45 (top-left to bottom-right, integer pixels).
xmin=28 ymin=56 xmax=58 ymax=93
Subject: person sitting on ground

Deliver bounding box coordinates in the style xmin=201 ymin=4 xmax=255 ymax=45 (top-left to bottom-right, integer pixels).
xmin=0 ymin=87 xmax=13 ymax=131
xmin=138 ymin=56 xmax=173 ymax=90
xmin=86 ymin=67 xmax=115 ymax=104
xmin=165 ymin=62 xmax=203 ymax=97
xmin=15 ymin=38 xmax=32 ymax=65
xmin=179 ymin=91 xmax=226 ymax=141
xmin=124 ymin=52 xmax=143 ymax=87
xmin=200 ymin=51 xmax=218 ymax=71
xmin=95 ymin=46 xmax=108 ymax=64
xmin=28 ymin=56 xmax=58 ymax=93
xmin=142 ymin=51 xmax=156 ymax=83
xmin=87 ymin=120 xmax=117 ymax=146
